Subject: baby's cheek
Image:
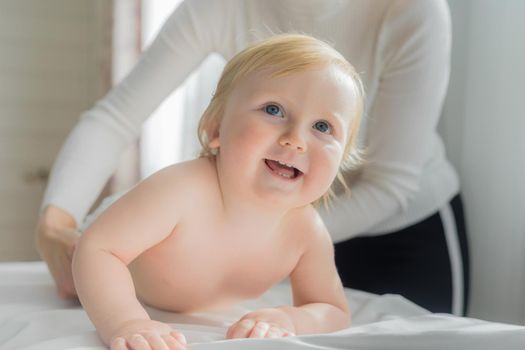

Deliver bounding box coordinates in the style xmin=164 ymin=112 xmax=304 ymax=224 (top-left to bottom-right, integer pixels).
xmin=321 ymin=142 xmax=343 ymax=167
xmin=310 ymin=151 xmax=341 ymax=190
xmin=242 ymin=122 xmax=270 ymax=143
xmin=220 ymin=127 xmax=264 ymax=169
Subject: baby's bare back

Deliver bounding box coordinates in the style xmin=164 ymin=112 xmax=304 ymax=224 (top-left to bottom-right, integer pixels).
xmin=129 ymin=158 xmax=304 ymax=313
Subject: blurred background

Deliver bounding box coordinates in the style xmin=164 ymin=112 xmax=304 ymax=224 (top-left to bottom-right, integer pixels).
xmin=0 ymin=0 xmax=524 ymax=325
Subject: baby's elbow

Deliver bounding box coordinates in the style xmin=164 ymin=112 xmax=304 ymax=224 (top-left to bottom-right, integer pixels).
xmin=341 ymin=308 xmax=352 ymax=329
xmin=331 ymin=304 xmax=352 ymax=331
xmin=71 ymin=234 xmax=104 ymax=274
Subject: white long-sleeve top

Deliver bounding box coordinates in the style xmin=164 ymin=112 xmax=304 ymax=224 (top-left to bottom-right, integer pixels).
xmin=42 ymin=0 xmax=458 ymax=242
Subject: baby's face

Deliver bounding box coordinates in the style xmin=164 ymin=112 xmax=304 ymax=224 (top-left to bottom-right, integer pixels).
xmin=209 ymin=65 xmax=358 ymax=208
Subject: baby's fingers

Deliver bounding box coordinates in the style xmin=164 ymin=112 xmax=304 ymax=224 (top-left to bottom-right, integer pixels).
xmin=141 ymin=331 xmax=186 ymax=350
xmin=142 ymin=331 xmax=173 ymax=350
xmin=227 ymin=319 xmax=256 ymax=339
xmin=282 ymin=329 xmax=296 ymax=337
xmin=111 ymin=333 xmax=186 ymax=350
xmin=248 ymin=321 xmax=271 ymax=338
xmin=110 ymin=337 xmax=127 ymax=350
xmin=162 ymin=333 xmax=187 ymax=350
xmin=265 ymin=326 xmax=285 ymax=338
xmin=161 ymin=334 xmax=186 ymax=350
xmin=170 ymin=331 xmax=187 ymax=347
xmin=127 ymin=334 xmax=152 ymax=350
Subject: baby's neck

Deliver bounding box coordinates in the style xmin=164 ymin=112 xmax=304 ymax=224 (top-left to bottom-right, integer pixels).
xmin=220 ymin=194 xmax=292 ymax=234
xmin=210 ymin=155 xmax=300 ymax=233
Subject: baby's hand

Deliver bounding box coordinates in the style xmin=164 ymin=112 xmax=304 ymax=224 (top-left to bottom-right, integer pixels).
xmin=109 ymin=319 xmax=187 ymax=350
xmin=226 ymin=307 xmax=296 ymax=339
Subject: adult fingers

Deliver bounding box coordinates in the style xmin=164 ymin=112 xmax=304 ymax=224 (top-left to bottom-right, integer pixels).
xmin=37 ymin=227 xmax=78 ymax=299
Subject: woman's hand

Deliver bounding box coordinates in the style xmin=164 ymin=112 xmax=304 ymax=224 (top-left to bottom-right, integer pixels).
xmin=226 ymin=307 xmax=296 ymax=339
xmin=109 ymin=319 xmax=187 ymax=350
xmin=35 ymin=205 xmax=80 ymax=299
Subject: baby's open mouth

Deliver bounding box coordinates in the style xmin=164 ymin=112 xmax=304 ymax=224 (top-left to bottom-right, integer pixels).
xmin=264 ymin=159 xmax=303 ymax=180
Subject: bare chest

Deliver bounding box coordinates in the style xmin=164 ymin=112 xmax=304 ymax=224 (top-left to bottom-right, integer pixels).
xmin=130 ymin=218 xmax=301 ymax=312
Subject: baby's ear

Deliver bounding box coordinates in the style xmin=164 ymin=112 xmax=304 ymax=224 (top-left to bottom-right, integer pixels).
xmin=208 ymin=135 xmax=220 ymax=149
xmin=207 ymin=126 xmax=220 ymax=149
xmin=202 ymin=109 xmax=221 ymax=149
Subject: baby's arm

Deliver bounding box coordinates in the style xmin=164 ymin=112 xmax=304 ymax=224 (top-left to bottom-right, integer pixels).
xmin=278 ymin=211 xmax=351 ymax=334
xmin=72 ymin=166 xmax=187 ymax=349
xmin=227 ymin=207 xmax=350 ymax=338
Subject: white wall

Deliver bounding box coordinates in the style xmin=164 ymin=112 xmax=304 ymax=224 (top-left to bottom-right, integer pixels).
xmin=441 ymin=0 xmax=525 ymax=324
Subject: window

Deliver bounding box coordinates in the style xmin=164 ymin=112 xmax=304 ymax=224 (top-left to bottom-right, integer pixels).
xmin=140 ymin=0 xmax=225 ymax=178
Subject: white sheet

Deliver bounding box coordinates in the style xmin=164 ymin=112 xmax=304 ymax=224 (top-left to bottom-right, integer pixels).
xmin=1 ymin=262 xmax=524 ymax=350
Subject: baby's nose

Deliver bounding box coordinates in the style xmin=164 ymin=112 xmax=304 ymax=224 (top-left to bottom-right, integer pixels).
xmin=278 ymin=130 xmax=306 ymax=153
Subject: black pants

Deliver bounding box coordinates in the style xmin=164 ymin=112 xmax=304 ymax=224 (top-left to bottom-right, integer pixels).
xmin=334 ymin=194 xmax=469 ymax=315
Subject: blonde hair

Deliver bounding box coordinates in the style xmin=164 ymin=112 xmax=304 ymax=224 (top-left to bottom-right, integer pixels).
xmin=197 ymin=34 xmax=364 ymax=208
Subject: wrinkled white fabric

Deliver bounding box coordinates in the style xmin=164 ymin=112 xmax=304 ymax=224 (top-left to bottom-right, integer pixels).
xmin=2 ymin=263 xmax=524 ymax=350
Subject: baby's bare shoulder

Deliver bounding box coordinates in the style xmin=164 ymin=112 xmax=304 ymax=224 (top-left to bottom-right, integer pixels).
xmin=138 ymin=157 xmax=218 ymax=210
xmin=148 ymin=157 xmax=217 ymax=190
xmin=283 ymin=205 xmax=331 ymax=249
xmin=288 ymin=205 xmax=326 ymax=233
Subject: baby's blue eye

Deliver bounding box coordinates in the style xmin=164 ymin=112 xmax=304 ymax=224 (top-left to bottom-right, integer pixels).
xmin=265 ymin=104 xmax=283 ymax=117
xmin=313 ymin=120 xmax=332 ymax=134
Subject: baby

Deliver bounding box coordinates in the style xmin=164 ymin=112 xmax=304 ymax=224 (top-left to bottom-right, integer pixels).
xmin=72 ymin=34 xmax=363 ymax=350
